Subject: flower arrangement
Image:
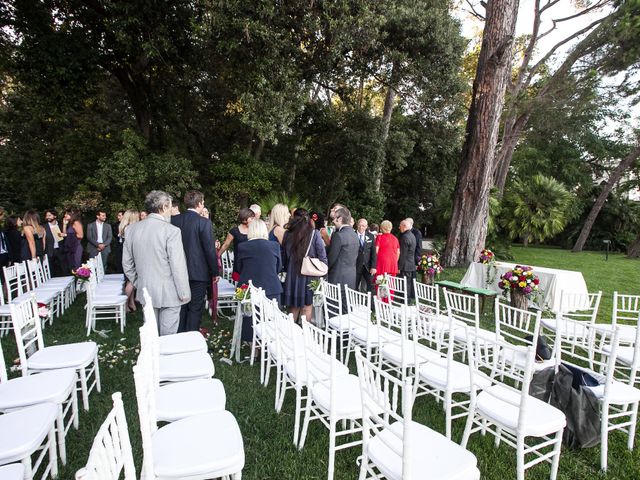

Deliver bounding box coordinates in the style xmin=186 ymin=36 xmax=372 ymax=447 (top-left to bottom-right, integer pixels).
xmin=499 ymin=265 xmax=540 ymax=298
xmin=234 ymin=284 xmax=250 ymax=301
xmin=308 ymin=279 xmax=322 ymax=293
xmin=376 ymin=274 xmax=389 ymax=299
xmin=37 ymin=302 xmax=50 ymax=320
xmin=72 ymin=264 xmax=92 ymax=282
xmin=417 ymin=254 xmax=444 ymax=276
xmin=478 ymin=249 xmax=495 ymax=264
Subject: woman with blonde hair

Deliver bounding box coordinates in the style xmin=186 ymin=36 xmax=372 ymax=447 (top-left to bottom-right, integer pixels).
xmin=119 ymin=210 xmax=140 ymax=312
xmin=21 ymin=210 xmax=46 ymax=260
xmin=375 ymin=220 xmax=400 ymax=279
xmin=268 ymin=203 xmax=290 ymax=245
xmin=218 ymin=207 xmax=255 ymax=282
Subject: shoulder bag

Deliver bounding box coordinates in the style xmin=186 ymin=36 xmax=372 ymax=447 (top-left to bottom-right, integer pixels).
xmin=301 ymin=231 xmax=328 ymax=277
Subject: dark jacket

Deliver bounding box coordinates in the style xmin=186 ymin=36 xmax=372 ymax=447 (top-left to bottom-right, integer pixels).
xmin=171 ymin=210 xmax=218 ymax=282
xmin=411 ymin=227 xmax=423 ymax=265
xmin=5 ymin=229 xmax=22 ymax=263
xmin=328 ymin=225 xmax=359 ymax=289
xmin=398 ymin=230 xmax=417 ymax=272
xmin=356 ymin=231 xmax=377 ymax=272
xmin=236 ymin=239 xmax=283 ymax=297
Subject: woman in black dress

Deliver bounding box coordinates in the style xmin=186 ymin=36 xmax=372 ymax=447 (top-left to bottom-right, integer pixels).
xmin=218 ymin=208 xmax=255 ymax=283
xmin=5 ymin=216 xmax=23 ymax=265
xmin=282 ymin=208 xmax=327 ymax=323
xmin=21 ymin=210 xmax=46 ymax=260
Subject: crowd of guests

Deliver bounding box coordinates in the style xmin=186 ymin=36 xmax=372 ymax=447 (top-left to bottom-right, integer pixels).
xmin=0 ymin=194 xmax=424 ymax=341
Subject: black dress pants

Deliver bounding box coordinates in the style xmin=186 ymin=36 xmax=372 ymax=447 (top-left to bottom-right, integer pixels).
xmin=178 ymin=280 xmax=209 ymax=332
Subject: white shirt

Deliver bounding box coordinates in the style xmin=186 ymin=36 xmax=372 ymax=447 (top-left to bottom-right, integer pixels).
xmin=48 ymin=221 xmax=59 ymax=249
xmin=96 ymin=220 xmax=104 ymax=243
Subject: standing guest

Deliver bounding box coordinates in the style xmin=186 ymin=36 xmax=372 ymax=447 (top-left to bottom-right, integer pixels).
xmin=5 ymin=216 xmax=23 ymax=265
xmin=267 ymin=203 xmax=290 ymax=245
xmin=63 ymin=208 xmax=84 ymax=272
xmin=111 ymin=211 xmax=125 ymax=274
xmin=119 ymin=210 xmax=140 ymax=312
xmin=21 ymin=210 xmax=46 ymax=260
xmin=283 ymin=208 xmax=327 ymax=323
xmin=139 ymin=211 xmax=148 ymax=220
xmin=123 ymin=191 xmax=190 ymax=336
xmin=398 ymin=220 xmax=417 ymax=300
xmin=369 ymin=223 xmax=380 ymax=237
xmin=327 ymin=207 xmax=359 ymax=298
xmin=171 ymin=190 xmax=219 ymax=333
xmin=86 ymin=210 xmax=112 ymax=271
xmin=43 ymin=209 xmax=67 ymax=277
xmin=218 ymin=208 xmax=255 ymax=283
xmin=309 ymin=210 xmax=331 ymax=246
xmin=375 ymin=220 xmax=400 ymax=279
xmin=171 ymin=202 xmax=181 ymax=216
xmin=249 ymin=204 xmax=262 ymax=220
xmin=355 ymin=218 xmax=377 ymax=293
xmin=323 ymin=203 xmax=346 ymax=246
xmin=406 ymin=217 xmax=423 ymax=265
xmin=236 ymin=219 xmax=282 ymax=340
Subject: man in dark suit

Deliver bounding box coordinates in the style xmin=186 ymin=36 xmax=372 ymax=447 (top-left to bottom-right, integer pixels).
xmin=355 ymin=218 xmax=377 ymax=293
xmin=328 ymin=207 xmax=359 ymax=303
xmin=171 ymin=190 xmax=219 ymax=332
xmin=407 ymin=217 xmax=423 ymax=265
xmin=87 ymin=210 xmax=113 ymax=271
xmin=43 ymin=209 xmax=67 ymax=277
xmin=398 ymin=219 xmax=417 ymax=300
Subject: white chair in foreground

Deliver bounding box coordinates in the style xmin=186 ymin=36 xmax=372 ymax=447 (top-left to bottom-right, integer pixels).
xmin=74 ymin=392 xmax=136 ymax=480
xmin=444 ymin=288 xmax=497 ymax=359
xmin=0 ymin=340 xmax=78 ymax=466
xmin=462 ymin=331 xmax=565 ymax=480
xmin=355 ymin=349 xmax=480 ymax=480
xmin=85 ymin=265 xmax=128 ymax=336
xmin=133 ymin=351 xmax=244 ymax=480
xmin=11 ymin=295 xmax=100 ymax=411
xmin=298 ymin=322 xmax=363 ymax=480
xmin=41 ymin=255 xmax=76 ymax=308
xmin=344 ymin=287 xmax=377 ymax=364
xmin=600 ymin=292 xmax=640 ymax=345
xmin=0 ymin=403 xmax=59 ymax=480
xmin=541 ymin=290 xmax=602 ymax=344
xmin=141 ymin=288 xmax=207 ymax=355
xmin=559 ymin=325 xmax=640 ymax=471
xmin=0 ymin=286 xmax=12 ymax=336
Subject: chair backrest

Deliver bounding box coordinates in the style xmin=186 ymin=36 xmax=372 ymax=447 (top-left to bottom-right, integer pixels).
xmin=443 ymin=288 xmax=480 ymax=330
xmin=414 ymin=281 xmax=440 ymax=316
xmin=322 ymin=281 xmax=343 ymax=325
xmin=25 ymin=258 xmax=43 ymax=289
xmin=94 ymin=253 xmax=105 ymax=281
xmin=355 ymin=349 xmax=414 ymax=479
xmin=221 ymin=251 xmax=234 ymax=282
xmin=413 ymin=301 xmax=449 ymax=353
xmin=302 ymin=321 xmax=339 ymax=414
xmin=0 ymin=339 xmax=7 ymax=383
xmin=345 ymin=286 xmax=371 ymax=322
xmin=274 ymin=310 xmax=303 ymax=381
xmin=558 ymin=290 xmax=602 ymax=323
xmin=42 ymin=255 xmax=53 ymax=280
xmin=612 ymin=292 xmax=640 ymax=328
xmin=386 ymin=274 xmax=408 ymax=308
xmin=133 ymin=351 xmax=158 ymax=480
xmin=249 ymin=284 xmax=267 ymax=331
xmin=15 ymin=262 xmax=31 ymax=294
xmin=494 ymin=298 xmax=543 ymax=348
xmin=75 ymin=392 xmax=137 ymax=480
xmin=10 ymin=295 xmax=45 ymax=376
xmin=4 ymin=263 xmax=30 ymax=300
xmin=374 ymin=297 xmax=404 ymax=336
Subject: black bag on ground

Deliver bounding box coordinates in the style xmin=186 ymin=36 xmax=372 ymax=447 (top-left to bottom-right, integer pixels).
xmin=524 ymin=334 xmax=552 ymax=361
xmin=529 ymin=366 xmax=555 ymax=402
xmin=549 ymin=364 xmax=601 ymax=449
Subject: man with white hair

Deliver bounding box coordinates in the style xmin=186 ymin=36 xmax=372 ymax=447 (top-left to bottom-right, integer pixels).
xmin=123 ymin=190 xmax=191 ymax=335
xmin=406 ymin=217 xmax=423 ymax=265
xmin=398 ymin=219 xmax=417 ymax=300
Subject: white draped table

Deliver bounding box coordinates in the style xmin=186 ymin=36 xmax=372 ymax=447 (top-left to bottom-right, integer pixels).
xmin=460 ymin=261 xmax=589 ymax=313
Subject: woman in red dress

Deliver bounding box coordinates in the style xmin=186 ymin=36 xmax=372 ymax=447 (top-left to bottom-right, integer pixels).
xmin=375 ymin=220 xmax=400 ymax=277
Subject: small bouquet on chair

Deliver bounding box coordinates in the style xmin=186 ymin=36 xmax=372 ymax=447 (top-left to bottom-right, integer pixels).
xmin=375 ymin=275 xmax=389 ymax=300
xmin=37 ymin=302 xmax=51 ymax=325
xmin=234 ymin=284 xmax=252 ymax=315
xmin=72 ymin=264 xmax=92 ymax=282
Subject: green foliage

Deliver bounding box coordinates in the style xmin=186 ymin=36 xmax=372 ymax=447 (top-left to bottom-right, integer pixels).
xmin=501 ymin=175 xmax=576 ymax=246
xmin=89 ymin=129 xmax=200 ymax=212
xmin=257 ymin=193 xmax=309 ymax=217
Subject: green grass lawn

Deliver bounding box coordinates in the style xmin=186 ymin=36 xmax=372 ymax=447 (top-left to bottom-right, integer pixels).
xmin=2 ymin=246 xmax=639 ymax=479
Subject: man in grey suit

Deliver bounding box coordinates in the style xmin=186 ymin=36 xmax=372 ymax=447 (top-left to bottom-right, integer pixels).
xmin=86 ymin=210 xmax=113 ymax=271
xmin=122 ymin=191 xmax=191 ymax=335
xmin=398 ymin=219 xmax=417 ymax=300
xmin=328 ymin=207 xmax=359 ymax=302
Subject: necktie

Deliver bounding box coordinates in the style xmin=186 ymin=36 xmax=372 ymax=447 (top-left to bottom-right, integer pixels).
xmin=360 ymin=235 xmax=365 ymax=247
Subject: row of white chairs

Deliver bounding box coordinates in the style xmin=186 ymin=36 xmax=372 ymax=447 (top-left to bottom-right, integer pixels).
xmin=313 ymin=278 xmax=640 ymax=477
xmin=84 ymin=255 xmax=127 ymax=336
xmin=0 ymin=295 xmax=100 ymax=479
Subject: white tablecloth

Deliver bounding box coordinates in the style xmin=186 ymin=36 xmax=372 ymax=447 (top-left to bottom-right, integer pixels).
xmin=460 ymin=261 xmax=588 ymax=313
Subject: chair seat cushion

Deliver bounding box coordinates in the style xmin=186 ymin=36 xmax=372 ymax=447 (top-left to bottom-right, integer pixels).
xmin=311 ymin=374 xmax=367 ymax=419
xmin=587 ymin=380 xmax=640 ymax=404
xmin=152 ymin=410 xmax=244 ymax=477
xmin=595 ymin=323 xmax=637 ymax=344
xmin=499 ymin=347 xmax=556 ymax=373
xmin=368 ymin=421 xmax=480 ymax=480
xmin=381 ymin=343 xmax=442 ymax=367
xmin=159 ymin=331 xmax=207 ymax=355
xmin=453 ymin=326 xmax=501 ymax=344
xmin=13 ymin=290 xmax=57 ymax=305
xmin=285 ymin=354 xmax=349 ymax=385
xmin=0 ymin=463 xmax=25 ymax=480
xmin=327 ymin=313 xmax=367 ymax=332
xmin=419 ymin=359 xmax=491 ymax=392
xmin=254 ymin=321 xmax=274 ymax=340
xmin=28 ymin=342 xmax=97 ymax=370
xmin=0 ymin=369 xmax=76 ymax=410
xmin=476 ymin=384 xmax=566 ymax=437
xmin=159 ymin=351 xmax=214 ymax=382
xmin=92 ymin=294 xmax=127 ymax=306
xmin=157 ymin=378 xmax=226 ymax=422
xmin=541 ymin=317 xmax=589 ymax=338
xmin=0 ymin=305 xmax=10 ymax=315
xmin=0 ymin=403 xmax=58 ymax=464
xmin=352 ymin=326 xmax=398 ymax=344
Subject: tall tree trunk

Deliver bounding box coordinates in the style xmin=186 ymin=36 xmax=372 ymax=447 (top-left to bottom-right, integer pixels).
xmin=442 ymin=0 xmax=519 ymax=267
xmin=572 ymin=141 xmax=640 ymax=252
xmin=112 ymin=67 xmax=152 ymax=141
xmin=628 ymin=233 xmax=640 ymax=258
xmin=493 ymin=111 xmax=531 ymax=194
xmin=374 ymin=64 xmax=398 ymax=192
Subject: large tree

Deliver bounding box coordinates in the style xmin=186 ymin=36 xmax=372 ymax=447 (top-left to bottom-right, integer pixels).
xmin=442 ymin=0 xmax=520 ymax=267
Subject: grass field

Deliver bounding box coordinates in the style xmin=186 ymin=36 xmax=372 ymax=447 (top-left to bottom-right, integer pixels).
xmin=2 ymin=246 xmax=639 ymax=479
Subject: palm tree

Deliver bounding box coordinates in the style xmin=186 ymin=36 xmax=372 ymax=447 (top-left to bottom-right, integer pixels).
xmin=502 ymin=174 xmax=575 ymax=247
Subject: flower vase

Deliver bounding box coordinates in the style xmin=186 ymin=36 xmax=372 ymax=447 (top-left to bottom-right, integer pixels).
xmin=377 ymin=284 xmax=390 ymax=300
xmin=510 ymin=290 xmax=529 ymax=311
xmin=312 ymin=293 xmax=323 ymax=307
xmin=421 ymin=272 xmax=434 ymax=285
xmin=241 ymin=300 xmax=252 ymax=316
